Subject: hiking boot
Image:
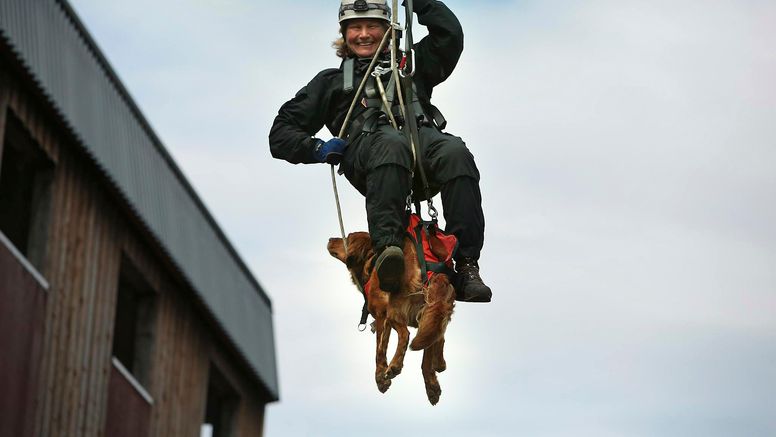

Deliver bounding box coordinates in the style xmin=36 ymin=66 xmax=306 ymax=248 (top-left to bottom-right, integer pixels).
xmin=455 ymin=258 xmax=492 ymax=303
xmin=375 ymin=246 xmax=404 ymax=293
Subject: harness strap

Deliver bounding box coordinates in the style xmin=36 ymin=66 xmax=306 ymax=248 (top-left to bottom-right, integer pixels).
xmin=427 ymin=103 xmax=447 ymax=130
xmin=359 ymin=299 xmax=369 ymax=331
xmin=385 ymin=70 xmax=397 ymax=108
xmin=343 ymin=58 xmax=355 ymax=93
xmin=361 ymin=83 xmax=431 ymax=125
xmin=413 ymin=224 xmax=429 ymax=285
xmin=365 ymin=74 xmax=378 ymax=98
xmin=426 ymin=261 xmax=456 ymax=277
xmin=403 ymin=0 xmax=415 ymax=73
xmin=346 ymin=108 xmax=377 ymax=146
xmin=401 ymin=75 xmax=432 ymax=201
xmin=374 ymin=73 xmax=399 ymax=128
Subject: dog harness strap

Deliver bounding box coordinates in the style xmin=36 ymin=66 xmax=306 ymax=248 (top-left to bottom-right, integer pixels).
xmin=413 ymin=223 xmax=429 ymax=286
xmin=426 ymin=261 xmax=456 ymax=277
xmin=358 ymin=278 xmax=373 ymax=330
xmin=359 ymin=300 xmax=369 ymax=329
xmin=406 ymin=213 xmax=458 ymax=285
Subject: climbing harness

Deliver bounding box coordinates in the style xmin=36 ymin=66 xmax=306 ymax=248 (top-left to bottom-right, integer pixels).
xmin=356 ymin=211 xmax=457 ymax=332
xmin=361 ymin=213 xmax=457 ymax=297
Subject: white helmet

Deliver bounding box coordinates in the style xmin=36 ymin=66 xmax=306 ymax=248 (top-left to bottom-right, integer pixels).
xmin=339 ymin=0 xmax=391 ymax=24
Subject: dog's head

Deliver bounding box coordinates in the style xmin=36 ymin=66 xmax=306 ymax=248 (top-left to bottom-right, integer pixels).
xmin=328 ymin=232 xmax=375 ymax=290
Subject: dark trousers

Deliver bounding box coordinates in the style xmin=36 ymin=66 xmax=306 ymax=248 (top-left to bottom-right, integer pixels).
xmin=341 ymin=124 xmax=485 ymax=260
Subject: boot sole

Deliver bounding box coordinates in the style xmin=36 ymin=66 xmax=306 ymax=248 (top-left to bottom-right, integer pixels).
xmin=454 ymin=273 xmax=492 ymax=303
xmin=376 ymin=247 xmax=404 ymax=293
xmin=455 ymin=294 xmax=492 ymax=303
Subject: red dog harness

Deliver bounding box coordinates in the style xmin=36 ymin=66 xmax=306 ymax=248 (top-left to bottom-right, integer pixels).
xmin=363 ymin=214 xmax=458 ymax=298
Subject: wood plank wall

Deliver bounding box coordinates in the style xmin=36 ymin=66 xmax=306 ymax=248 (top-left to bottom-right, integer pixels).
xmin=0 ymin=65 xmax=268 ymax=436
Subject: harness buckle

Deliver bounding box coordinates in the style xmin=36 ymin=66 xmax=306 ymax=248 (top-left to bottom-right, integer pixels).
xmin=372 ymin=65 xmax=392 ymax=77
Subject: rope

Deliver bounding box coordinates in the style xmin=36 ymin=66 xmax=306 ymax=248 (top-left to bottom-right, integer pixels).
xmin=331 ymin=165 xmax=347 ymax=250
xmin=400 ymin=0 xmax=436 ymax=213
xmin=374 ymin=73 xmax=399 ymax=129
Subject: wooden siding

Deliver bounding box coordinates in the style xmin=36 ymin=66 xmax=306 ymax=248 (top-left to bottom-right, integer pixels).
xmin=0 ymin=60 xmax=268 ymax=437
xmin=0 ymin=2 xmax=278 ymax=396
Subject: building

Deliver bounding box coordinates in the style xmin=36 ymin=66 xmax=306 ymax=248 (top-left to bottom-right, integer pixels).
xmin=0 ymin=1 xmax=278 ymax=436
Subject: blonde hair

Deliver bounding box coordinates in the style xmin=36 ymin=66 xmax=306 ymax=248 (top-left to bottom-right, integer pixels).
xmin=332 ymin=27 xmax=352 ymax=59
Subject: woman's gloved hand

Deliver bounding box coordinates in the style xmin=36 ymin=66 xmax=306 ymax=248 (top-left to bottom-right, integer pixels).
xmin=314 ymin=137 xmax=347 ymax=164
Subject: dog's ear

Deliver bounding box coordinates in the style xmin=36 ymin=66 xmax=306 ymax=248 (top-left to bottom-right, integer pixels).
xmin=327 ymin=238 xmax=347 ymax=263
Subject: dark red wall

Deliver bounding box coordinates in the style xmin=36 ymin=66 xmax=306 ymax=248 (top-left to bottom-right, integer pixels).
xmin=0 ymin=235 xmax=47 ymax=437
xmin=104 ymin=361 xmax=152 ymax=437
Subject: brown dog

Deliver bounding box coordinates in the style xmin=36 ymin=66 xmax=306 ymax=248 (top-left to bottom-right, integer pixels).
xmin=328 ymin=231 xmax=455 ymax=405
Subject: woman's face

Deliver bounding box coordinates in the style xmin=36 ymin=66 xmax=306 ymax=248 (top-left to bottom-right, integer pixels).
xmin=345 ymin=19 xmax=387 ymax=58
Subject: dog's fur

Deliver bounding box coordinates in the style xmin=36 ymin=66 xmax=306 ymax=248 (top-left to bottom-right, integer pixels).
xmin=328 ymin=232 xmax=455 ymax=405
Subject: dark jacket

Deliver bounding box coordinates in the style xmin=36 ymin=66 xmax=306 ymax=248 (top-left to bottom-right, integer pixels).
xmin=269 ymin=0 xmax=463 ymax=164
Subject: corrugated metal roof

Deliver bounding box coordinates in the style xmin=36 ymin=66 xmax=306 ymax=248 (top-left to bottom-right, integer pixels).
xmin=0 ymin=0 xmax=278 ymax=399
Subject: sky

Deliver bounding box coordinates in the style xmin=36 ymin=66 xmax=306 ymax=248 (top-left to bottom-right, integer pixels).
xmin=67 ymin=0 xmax=776 ymax=436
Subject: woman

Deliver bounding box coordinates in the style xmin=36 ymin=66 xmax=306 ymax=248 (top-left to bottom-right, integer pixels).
xmin=269 ymin=0 xmax=491 ymax=302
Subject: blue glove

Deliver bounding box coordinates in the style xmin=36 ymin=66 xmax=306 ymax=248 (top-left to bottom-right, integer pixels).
xmin=314 ymin=137 xmax=347 ymax=165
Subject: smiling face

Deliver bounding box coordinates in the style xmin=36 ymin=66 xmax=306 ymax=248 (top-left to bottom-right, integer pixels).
xmin=344 ymin=18 xmax=388 ymax=58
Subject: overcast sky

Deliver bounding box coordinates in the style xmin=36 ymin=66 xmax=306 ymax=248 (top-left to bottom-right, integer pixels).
xmin=68 ymin=1 xmax=776 ymax=435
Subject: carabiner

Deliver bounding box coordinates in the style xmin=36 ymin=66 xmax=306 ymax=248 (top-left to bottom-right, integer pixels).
xmin=399 ymin=49 xmax=416 ymax=77
xmin=428 ymin=199 xmax=439 ymax=220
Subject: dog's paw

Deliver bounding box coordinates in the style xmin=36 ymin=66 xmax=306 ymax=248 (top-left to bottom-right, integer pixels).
xmin=385 ymin=364 xmax=403 ymax=380
xmin=376 ymin=375 xmax=392 ymax=393
xmin=425 ymin=382 xmax=442 ymax=406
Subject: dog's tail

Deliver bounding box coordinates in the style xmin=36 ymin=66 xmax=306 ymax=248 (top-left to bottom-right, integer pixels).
xmin=410 ymin=274 xmax=455 ymax=351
